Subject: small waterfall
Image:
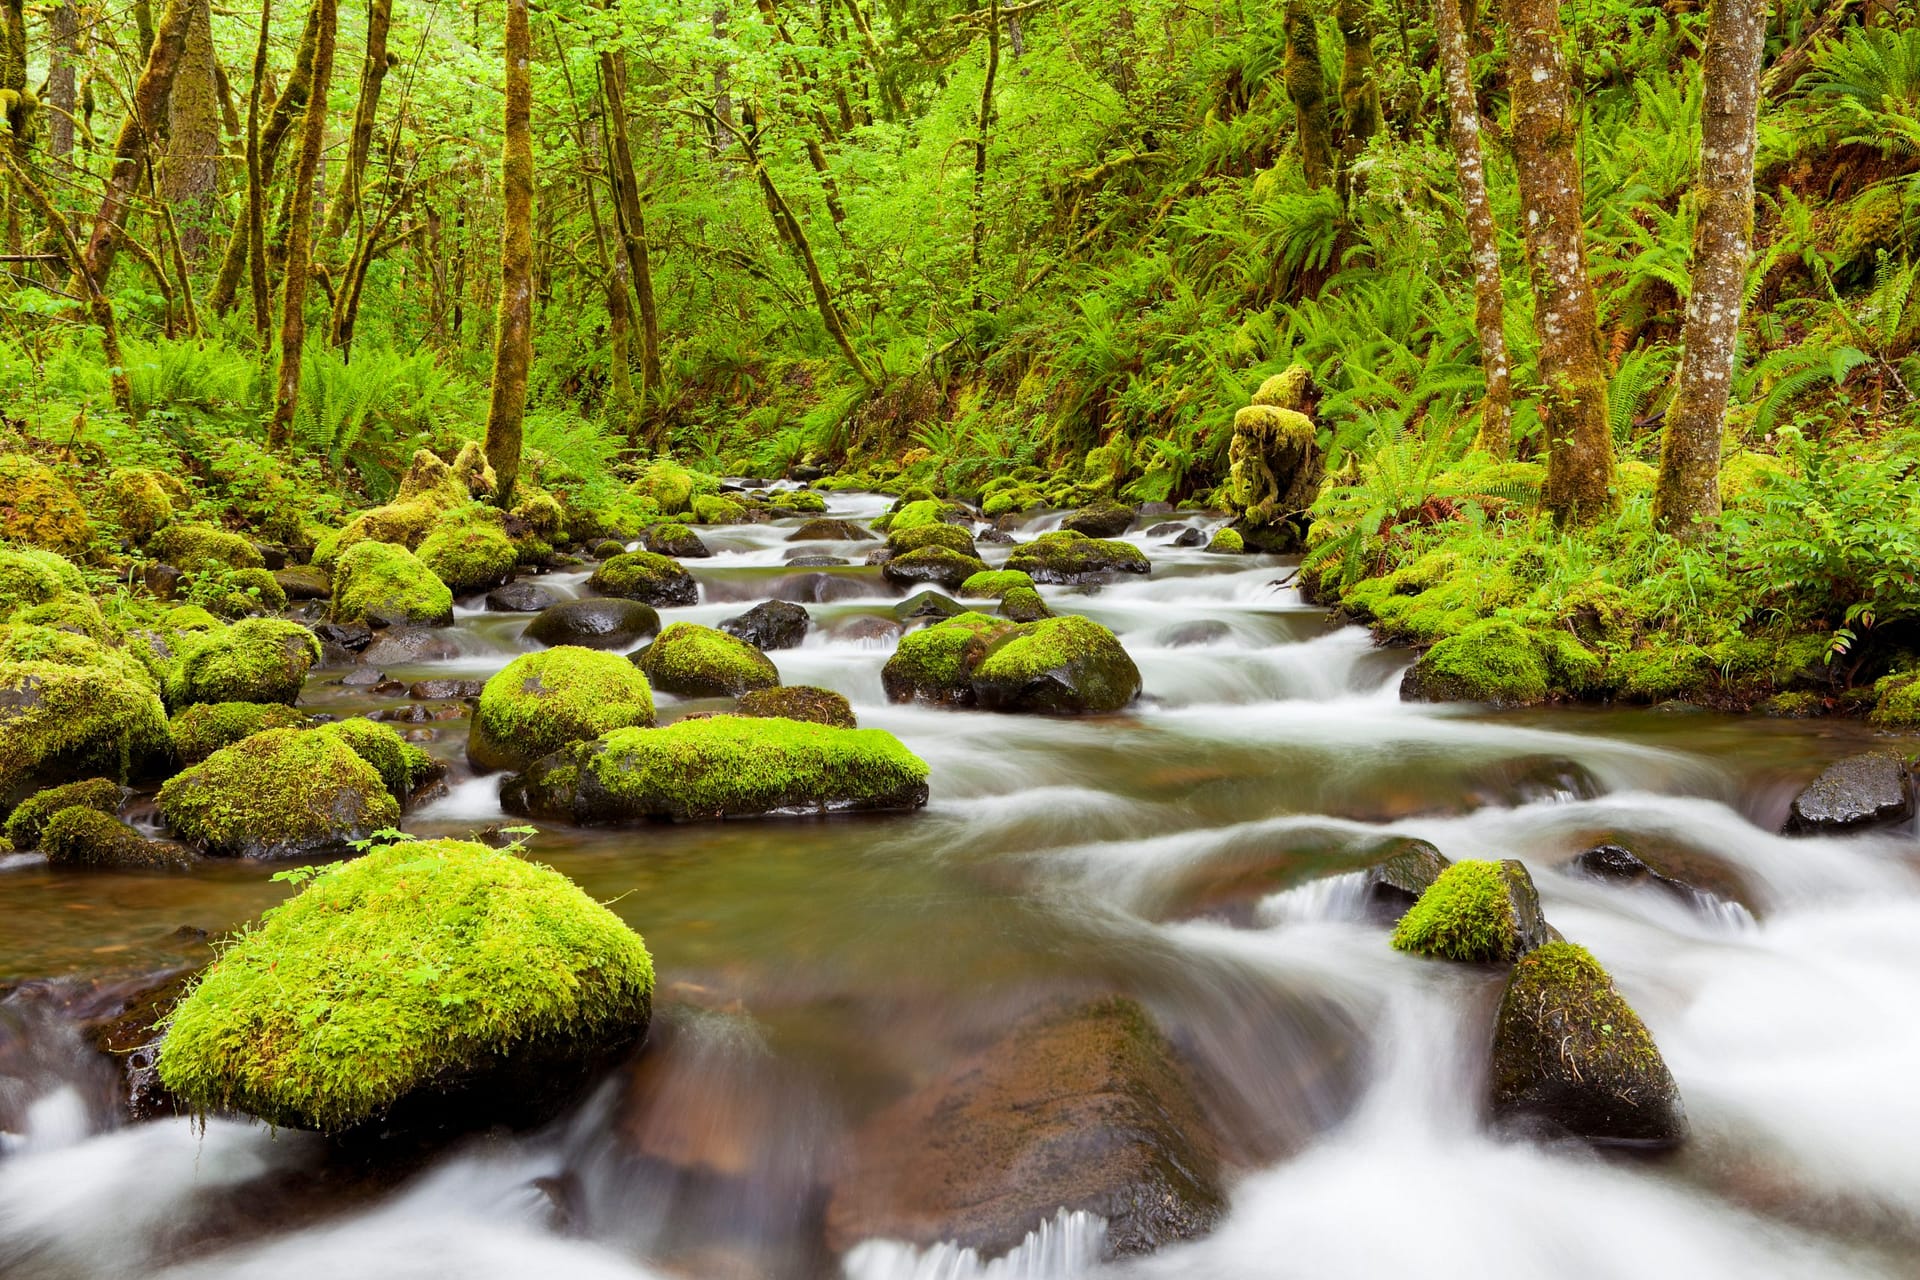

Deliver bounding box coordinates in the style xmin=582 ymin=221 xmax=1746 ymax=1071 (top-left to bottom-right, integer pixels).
xmin=842 ymin=1209 xmax=1108 ymax=1280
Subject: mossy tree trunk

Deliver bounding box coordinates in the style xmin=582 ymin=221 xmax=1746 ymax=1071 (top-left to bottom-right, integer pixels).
xmin=1283 ymin=0 xmax=1333 ymax=191
xmin=970 ymin=0 xmax=1000 ymax=311
xmin=266 ymin=0 xmax=337 ymax=448
xmin=1335 ymin=0 xmax=1381 ymax=187
xmin=162 ymin=0 xmax=222 ymax=263
xmin=1654 ymin=0 xmax=1767 ymax=539
xmin=322 ymin=0 xmax=393 ymax=246
xmin=598 ymin=51 xmax=663 ymax=415
xmin=82 ymin=0 xmax=194 ymax=287
xmin=244 ymin=0 xmax=274 ymax=344
xmin=1435 ymin=0 xmax=1512 ymax=456
xmin=1508 ymin=0 xmax=1615 ymax=521
xmin=47 ymin=3 xmax=77 ymax=162
xmin=484 ymin=0 xmax=534 ymax=506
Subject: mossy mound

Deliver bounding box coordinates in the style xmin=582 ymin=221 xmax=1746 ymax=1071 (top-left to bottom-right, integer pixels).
xmin=1205 ymin=528 xmax=1245 ymax=554
xmin=691 ymin=493 xmax=750 ymax=525
xmin=959 ymin=569 xmax=1036 ymax=599
xmin=588 ymin=550 xmax=699 ymax=608
xmin=881 ymin=545 xmax=989 ymax=591
xmin=188 ymin=566 xmax=289 ymax=619
xmin=1005 ymin=530 xmax=1150 ymax=584
xmin=1400 ymin=619 xmax=1550 ymax=707
xmin=502 ymin=715 xmax=929 ymax=823
xmin=999 ymin=585 xmax=1052 ymax=622
xmin=635 ymin=622 xmax=778 ymax=697
xmin=1489 ymin=942 xmax=1686 ymax=1148
xmin=17 ymin=592 xmax=118 ymax=643
xmin=317 ymin=717 xmax=439 ymax=801
xmin=165 ymin=617 xmax=322 ymax=707
xmin=640 ymin=522 xmax=711 ymax=559
xmin=737 ymin=685 xmax=857 ymax=728
xmin=331 ymin=541 xmax=454 ymax=627
xmin=0 ymin=546 xmax=84 ymax=617
xmin=888 ymin=499 xmax=954 ymax=533
xmin=788 ymin=518 xmax=874 ymax=542
xmin=1390 ymin=858 xmax=1551 ymax=963
xmin=5 ymin=776 xmax=127 ymax=850
xmin=157 ymin=837 xmax=655 ymax=1133
xmin=630 ymin=458 xmax=718 ymax=514
xmin=971 ymin=614 xmax=1142 ymax=714
xmin=148 ymin=523 xmax=265 ymax=574
xmin=42 ymin=807 xmax=193 ymax=870
xmin=0 ymin=454 xmax=92 ymax=554
xmin=880 ymin=612 xmax=1012 ymax=705
xmin=888 ymin=523 xmax=978 ymax=557
xmin=0 ymin=646 xmax=169 ymax=802
xmin=1060 ymin=500 xmax=1135 ymax=538
xmin=1870 ymin=669 xmax=1920 ymax=729
xmin=170 ymin=701 xmax=314 ymax=763
xmin=470 ymin=647 xmax=657 ymax=772
xmin=104 ymin=468 xmax=175 ymax=542
xmin=156 ymin=727 xmax=401 ymax=859
xmin=311 ymin=446 xmax=497 ymax=572
xmin=417 ymin=506 xmax=518 ymax=594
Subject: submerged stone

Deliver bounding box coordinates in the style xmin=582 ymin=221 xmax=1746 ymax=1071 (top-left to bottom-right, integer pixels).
xmin=486 ymin=581 xmax=565 ymax=613
xmin=1783 ymin=752 xmax=1914 ymax=835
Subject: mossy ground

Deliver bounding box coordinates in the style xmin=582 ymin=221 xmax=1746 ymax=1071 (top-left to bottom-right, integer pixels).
xmin=1390 ymin=860 xmax=1518 ymax=961
xmin=471 ymin=647 xmax=657 ymax=771
xmin=157 ymin=837 xmax=654 ymax=1132
xmin=637 ymin=622 xmax=779 ymax=696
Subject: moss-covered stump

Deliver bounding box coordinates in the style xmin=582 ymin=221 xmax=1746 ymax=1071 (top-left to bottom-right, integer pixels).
xmin=1223 ymin=366 xmax=1321 ymax=547
xmin=501 ymin=715 xmax=929 ymax=823
xmin=331 ymin=541 xmax=454 ymax=627
xmin=588 ymin=550 xmax=699 ymax=608
xmin=1399 ymin=619 xmax=1550 ymax=706
xmin=148 ymin=523 xmax=266 ymax=574
xmin=881 ymin=546 xmax=989 ymax=591
xmin=311 ymin=445 xmax=497 ymax=572
xmin=523 ymin=598 xmax=661 ymax=650
xmin=1390 ymin=858 xmax=1552 ymax=962
xmin=0 ymin=454 xmax=93 ymax=554
xmin=1489 ymin=942 xmax=1687 ymax=1148
xmin=788 ymin=518 xmax=873 ymax=542
xmin=318 ymin=718 xmax=441 ymax=802
xmin=104 ymin=468 xmax=175 ymax=542
xmin=0 ymin=546 xmax=84 ymax=617
xmin=717 ymin=600 xmax=811 ymax=651
xmin=958 ymin=569 xmax=1035 ymax=599
xmin=880 ymin=612 xmax=1013 ymax=705
xmin=641 ymin=523 xmax=712 ymax=559
xmin=634 ymin=622 xmax=779 ymax=697
xmin=156 ymin=727 xmax=401 ymax=859
xmin=165 ymin=618 xmax=322 ymax=707
xmin=156 ymin=838 xmax=655 ymax=1133
xmin=469 ymin=647 xmax=657 ymax=773
xmin=416 ymin=507 xmax=518 ymax=594
xmin=1005 ymin=530 xmax=1150 ymax=584
xmin=972 ymin=615 xmax=1143 ymax=715
xmin=0 ymin=645 xmax=170 ymax=802
xmin=1783 ymin=752 xmax=1915 ymax=835
xmin=5 ymin=776 xmax=129 ymax=850
xmin=169 ymin=702 xmax=315 ymax=764
xmin=737 ymin=685 xmax=857 ymax=729
xmin=887 ymin=522 xmax=979 ymax=557
xmin=42 ymin=807 xmax=195 ymax=870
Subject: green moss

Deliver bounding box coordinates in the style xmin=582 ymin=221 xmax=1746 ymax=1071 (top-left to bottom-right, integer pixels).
xmin=158 ymin=837 xmax=654 ymax=1132
xmin=166 ymin=617 xmax=321 ymax=707
xmin=1719 ymin=451 xmax=1787 ymax=508
xmin=630 ymin=458 xmax=718 ymax=514
xmin=417 ymin=505 xmax=518 ymax=594
xmin=889 ymin=499 xmax=948 ymax=533
xmin=1404 ymin=619 xmax=1549 ymax=705
xmin=883 ymin=545 xmax=989 ymax=586
xmin=331 ymin=540 xmax=454 ymax=626
xmin=0 ymin=454 xmax=92 ymax=554
xmin=1082 ymin=440 xmax=1129 ymax=490
xmin=773 ymin=490 xmax=827 ymax=514
xmin=1252 ymin=366 xmax=1311 ymax=408
xmin=636 ymin=622 xmax=779 ymax=697
xmin=587 ymin=550 xmax=697 ymax=607
xmin=1005 ymin=529 xmax=1150 ymax=582
xmin=691 ymin=493 xmax=749 ymax=525
xmin=187 ymin=566 xmax=289 ymax=619
xmin=470 ymin=647 xmax=657 ymax=771
xmin=162 ymin=604 xmax=224 ymax=633
xmin=1206 ymin=528 xmax=1245 ymax=554
xmin=880 ymin=612 xmax=1011 ymax=704
xmin=1870 ymin=670 xmax=1920 ymax=728
xmin=959 ymin=569 xmax=1036 ymax=598
xmin=41 ymin=807 xmax=190 ymax=870
xmin=311 ymin=498 xmax=443 ymax=572
xmin=104 ymin=468 xmax=174 ymax=542
xmin=156 ymin=726 xmax=401 ymax=858
xmin=889 ymin=522 xmax=977 ymax=555
xmin=1615 ymin=459 xmax=1658 ymax=501
xmin=736 ymin=684 xmax=857 ymax=728
xmin=1614 ymin=640 xmax=1714 ymax=703
xmin=17 ymin=593 xmax=118 ymax=643
xmin=317 ymin=717 xmax=438 ymax=799
xmin=0 ymin=645 xmax=169 ymax=797
xmin=5 ymin=776 xmax=125 ymax=850
xmin=170 ymin=701 xmax=314 ymax=763
xmin=148 ymin=523 xmax=265 ymax=573
xmin=981 ymin=488 xmax=1040 ymax=520
xmin=1493 ymin=941 xmax=1668 ymax=1101
xmin=511 ymin=486 xmax=566 ymax=539
xmin=0 ymin=545 xmax=83 ymax=617
xmin=1390 ymin=860 xmax=1517 ymax=961
xmin=1761 ymin=689 xmax=1828 ymax=718
xmin=971 ymin=613 xmax=1142 ymax=713
xmin=999 ymin=585 xmax=1052 ymax=622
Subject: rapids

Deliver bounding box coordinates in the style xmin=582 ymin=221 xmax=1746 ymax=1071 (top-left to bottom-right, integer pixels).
xmin=2 ymin=488 xmax=1916 ymax=1279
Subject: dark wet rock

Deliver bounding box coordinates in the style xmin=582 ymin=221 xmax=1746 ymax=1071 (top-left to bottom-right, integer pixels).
xmin=718 ymin=600 xmax=811 ymax=651
xmin=409 ymin=679 xmax=484 ymax=701
xmin=977 ymin=528 xmax=1015 ymax=545
xmin=373 ymin=704 xmax=461 ymax=724
xmin=790 ymin=464 xmax=824 ymax=481
xmin=1144 ymin=522 xmax=1187 ymax=538
xmin=486 ymin=581 xmax=565 ymax=613
xmin=1569 ymin=843 xmax=1748 ymax=918
xmin=254 ymin=545 xmax=288 ymax=571
xmin=341 ymin=666 xmax=387 ymax=687
xmin=642 ymin=524 xmax=712 ymax=559
xmin=882 ymin=547 xmax=987 ymax=592
xmin=1230 ymin=518 xmax=1305 ymax=554
xmin=360 ymin=626 xmax=462 ymax=666
xmin=316 ymin=641 xmax=357 ymax=669
xmin=524 ymin=598 xmax=662 ymax=650
xmin=1391 ymin=859 xmax=1553 ymax=962
xmin=1489 ymin=942 xmax=1687 ymax=1149
xmin=1784 ymin=751 xmax=1914 ymax=835
xmin=1360 ymin=838 xmax=1452 ymax=924
xmin=1561 ymin=831 xmax=1758 ymax=913
xmin=825 ymin=997 xmax=1224 ymax=1259
xmin=313 ymin=620 xmax=373 ymax=651
xmin=837 ymin=616 xmax=902 ymax=644
xmin=893 ymin=590 xmax=967 ymax=623
xmin=736 ymin=685 xmax=856 ymax=729
xmin=1160 ymin=619 xmax=1231 ymax=648
xmin=1138 ymin=501 xmax=1174 ymax=517
xmin=372 ymin=680 xmax=408 ymax=696
xmin=143 ymin=562 xmax=184 ymax=600
xmin=863 ymin=547 xmax=894 ymax=567
xmin=273 ymin=566 xmax=331 ymax=600
xmin=83 ymin=966 xmax=199 ymax=1120
xmin=1173 ymin=528 xmax=1206 ymax=548
xmin=999 ymin=586 xmax=1052 ymax=623
xmin=787 ymin=518 xmax=873 ymax=542
xmin=1061 ymin=502 xmax=1135 ymax=539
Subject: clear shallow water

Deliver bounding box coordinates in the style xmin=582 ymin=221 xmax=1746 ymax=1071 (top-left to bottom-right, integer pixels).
xmin=2 ymin=491 xmax=1917 ymax=1279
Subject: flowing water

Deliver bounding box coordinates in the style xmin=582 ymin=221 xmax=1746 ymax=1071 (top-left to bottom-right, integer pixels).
xmin=2 ymin=488 xmax=1918 ymax=1279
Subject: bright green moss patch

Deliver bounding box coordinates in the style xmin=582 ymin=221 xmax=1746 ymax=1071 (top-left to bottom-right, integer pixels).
xmin=158 ymin=838 xmax=655 ymax=1132
xmin=691 ymin=493 xmax=749 ymax=525
xmin=1402 ymin=619 xmax=1549 ymax=706
xmin=148 ymin=523 xmax=265 ymax=573
xmin=331 ymin=540 xmax=454 ymax=626
xmin=881 ymin=545 xmax=989 ymax=588
xmin=417 ymin=506 xmax=518 ymax=593
xmin=17 ymin=592 xmax=118 ymax=644
xmin=156 ymin=727 xmax=400 ymax=858
xmin=1870 ymin=670 xmax=1920 ymax=729
xmin=999 ymin=585 xmax=1052 ymax=622
xmin=636 ymin=622 xmax=778 ymax=697
xmin=959 ymin=569 xmax=1035 ymax=598
xmin=630 ymin=458 xmax=717 ymax=514
xmin=1205 ymin=528 xmax=1245 ymax=554
xmin=0 ymin=653 xmax=169 ymax=797
xmin=587 ymin=550 xmax=698 ymax=607
xmin=1390 ymin=859 xmax=1521 ymax=961
xmin=0 ymin=546 xmax=84 ymax=617
xmin=1005 ymin=530 xmax=1150 ymax=582
xmin=317 ymin=718 xmax=438 ymax=800
xmin=470 ymin=647 xmax=657 ymax=771
xmin=1615 ymin=640 xmax=1715 ymax=703
xmin=166 ymin=617 xmax=321 ymax=707
xmin=42 ymin=807 xmax=192 ymax=870
xmin=880 ymin=612 xmax=1011 ymax=704
xmin=5 ymin=776 xmax=126 ymax=850
xmin=105 ymin=468 xmax=174 ymax=542
xmin=889 ymin=523 xmax=977 ymax=556
xmin=971 ymin=613 xmax=1143 ymax=714
xmin=0 ymin=454 xmax=92 ymax=554
xmin=169 ymin=701 xmax=314 ymax=763
xmin=888 ymin=499 xmax=948 ymax=532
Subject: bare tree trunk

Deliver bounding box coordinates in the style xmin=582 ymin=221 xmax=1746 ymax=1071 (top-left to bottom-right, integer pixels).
xmin=485 ymin=0 xmax=534 ymax=505
xmin=1508 ymin=0 xmax=1614 ymax=520
xmin=1655 ymin=0 xmax=1767 ymax=538
xmin=245 ymin=0 xmax=273 ymax=343
xmin=83 ymin=0 xmax=194 ymax=287
xmin=1434 ymin=0 xmax=1512 ymax=455
xmin=1283 ymin=0 xmax=1333 ymax=190
xmin=322 ymin=0 xmax=393 ymax=244
xmin=163 ymin=0 xmax=222 ymax=262
xmin=267 ymin=0 xmax=338 ymax=448
xmin=48 ymin=4 xmax=77 ymax=162
xmin=970 ymin=0 xmax=1000 ymax=311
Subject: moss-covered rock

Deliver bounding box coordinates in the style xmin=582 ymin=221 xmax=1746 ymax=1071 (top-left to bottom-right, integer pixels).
xmin=880 ymin=612 xmax=1012 ymax=705
xmin=187 ymin=566 xmax=289 ymax=619
xmin=156 ymin=727 xmax=402 ymax=859
xmin=691 ymin=493 xmax=751 ymax=525
xmin=887 ymin=523 xmax=978 ymax=557
xmin=470 ymin=647 xmax=657 ymax=772
xmin=1390 ymin=858 xmax=1551 ymax=962
xmin=1399 ymin=619 xmax=1549 ymax=706
xmin=587 ymin=550 xmax=699 ymax=607
xmin=416 ymin=506 xmax=518 ymax=594
xmin=971 ymin=614 xmax=1142 ymax=714
xmin=1869 ymin=669 xmax=1920 ymax=729
xmin=634 ymin=622 xmax=779 ymax=697
xmin=104 ymin=468 xmax=174 ymax=542
xmin=274 ymin=565 xmax=332 ymax=601
xmin=0 ymin=454 xmax=92 ymax=554
xmin=0 ymin=644 xmax=169 ymax=802
xmin=1059 ymin=501 xmax=1134 ymax=538
xmin=317 ymin=717 xmax=440 ymax=801
xmin=1489 ymin=942 xmax=1686 ymax=1148
xmin=0 ymin=546 xmax=84 ymax=617
xmin=309 ymin=446 xmax=496 ymax=572
xmin=999 ymin=585 xmax=1052 ymax=622
xmin=501 ymin=715 xmax=929 ymax=823
xmin=736 ymin=685 xmax=857 ymax=728
xmin=148 ymin=523 xmax=266 ymax=574
xmin=17 ymin=591 xmax=118 ymax=643
xmin=630 ymin=458 xmax=717 ymax=515
xmin=1205 ymin=528 xmax=1245 ymax=554
xmin=165 ymin=617 xmax=321 ymax=707
xmin=888 ymin=498 xmax=953 ymax=533
xmin=640 ymin=522 xmax=712 ymax=559
xmin=157 ymin=837 xmax=654 ymax=1133
xmin=169 ymin=701 xmax=314 ymax=763
xmin=881 ymin=545 xmax=989 ymax=591
xmin=41 ymin=807 xmax=194 ymax=870
xmin=959 ymin=569 xmax=1036 ymax=599
xmin=1005 ymin=530 xmax=1150 ymax=584
xmin=788 ymin=517 xmax=874 ymax=542
xmin=5 ymin=776 xmax=128 ymax=850
xmin=331 ymin=541 xmax=454 ymax=627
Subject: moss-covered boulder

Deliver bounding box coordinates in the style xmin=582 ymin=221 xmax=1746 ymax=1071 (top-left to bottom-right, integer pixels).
xmin=881 ymin=545 xmax=988 ymax=591
xmin=0 ymin=454 xmax=92 ymax=554
xmin=331 ymin=541 xmax=454 ymax=627
xmin=959 ymin=569 xmax=1035 ymax=599
xmin=1205 ymin=528 xmax=1245 ymax=554
xmin=165 ymin=617 xmax=321 ymax=707
xmin=788 ymin=518 xmax=873 ymax=542
xmin=317 ymin=717 xmax=440 ymax=802
xmin=1223 ymin=366 xmax=1321 ymax=546
xmin=887 ymin=522 xmax=978 ymax=557
xmin=640 ymin=523 xmax=711 ymax=559
xmin=971 ymin=615 xmax=1142 ymax=714
xmin=104 ymin=468 xmax=174 ymax=542
xmin=999 ymin=585 xmax=1052 ymax=622
xmin=5 ymin=776 xmax=128 ymax=850
xmin=416 ymin=506 xmax=518 ymax=594
xmin=16 ymin=592 xmax=118 ymax=643
xmin=587 ymin=550 xmax=699 ymax=608
xmin=1489 ymin=942 xmax=1687 ymax=1148
xmin=273 ymin=565 xmax=332 ymax=601
xmin=630 ymin=458 xmax=717 ymax=514
xmin=1005 ymin=530 xmax=1150 ymax=584
xmin=310 ymin=445 xmax=497 ymax=573
xmin=634 ymin=622 xmax=778 ymax=697
xmin=157 ymin=838 xmax=655 ymax=1133
xmin=470 ymin=647 xmax=657 ymax=773
xmin=880 ymin=612 xmax=1012 ymax=705
xmin=156 ymin=727 xmax=402 ymax=858
xmin=501 ymin=715 xmax=929 ymax=823
xmin=691 ymin=493 xmax=750 ymax=525
xmin=1059 ymin=501 xmax=1134 ymax=539
xmin=0 ymin=546 xmax=84 ymax=617
xmin=41 ymin=807 xmax=194 ymax=870
xmin=169 ymin=701 xmax=314 ymax=764
xmin=1390 ymin=859 xmax=1552 ymax=962
xmin=187 ymin=566 xmax=289 ymax=620
xmin=1399 ymin=619 xmax=1550 ymax=706
xmin=148 ymin=523 xmax=266 ymax=574
xmin=0 ymin=643 xmax=169 ymax=802
xmin=736 ymin=685 xmax=856 ymax=728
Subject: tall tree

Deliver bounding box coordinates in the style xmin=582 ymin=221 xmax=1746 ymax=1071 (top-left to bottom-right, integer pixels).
xmin=163 ymin=0 xmax=222 ymax=261
xmin=598 ymin=52 xmax=663 ymax=404
xmin=267 ymin=0 xmax=339 ymax=447
xmin=969 ymin=0 xmax=1000 ymax=311
xmin=83 ymin=0 xmax=196 ymax=286
xmin=245 ymin=0 xmax=275 ymax=344
xmin=322 ymin=0 xmax=395 ymax=243
xmin=1335 ymin=0 xmax=1381 ymax=181
xmin=1654 ymin=0 xmax=1769 ymax=538
xmin=484 ymin=0 xmax=535 ymax=505
xmin=1283 ymin=0 xmax=1333 ymax=190
xmin=1507 ymin=0 xmax=1614 ymax=520
xmin=47 ymin=3 xmax=78 ymax=162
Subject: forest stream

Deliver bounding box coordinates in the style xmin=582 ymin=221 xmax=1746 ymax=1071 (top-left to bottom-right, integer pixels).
xmin=2 ymin=486 xmax=1917 ymax=1280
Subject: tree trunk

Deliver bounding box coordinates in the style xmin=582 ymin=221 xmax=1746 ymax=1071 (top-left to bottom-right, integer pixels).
xmin=47 ymin=4 xmax=77 ymax=162
xmin=1508 ymin=0 xmax=1614 ymax=520
xmin=970 ymin=0 xmax=1000 ymax=311
xmin=599 ymin=52 xmax=662 ymax=399
xmin=485 ymin=0 xmax=534 ymax=506
xmin=322 ymin=0 xmax=393 ymax=244
xmin=1434 ymin=0 xmax=1512 ymax=455
xmin=1654 ymin=0 xmax=1767 ymax=538
xmin=245 ymin=0 xmax=274 ymax=343
xmin=1283 ymin=0 xmax=1333 ymax=190
xmin=267 ymin=0 xmax=338 ymax=448
xmin=1336 ymin=0 xmax=1381 ymax=180
xmin=82 ymin=0 xmax=195 ymax=287
xmin=162 ymin=0 xmax=222 ymax=262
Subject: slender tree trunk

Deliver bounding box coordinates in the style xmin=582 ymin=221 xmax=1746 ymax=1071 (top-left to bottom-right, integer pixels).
xmin=245 ymin=0 xmax=273 ymax=343
xmin=48 ymin=4 xmax=77 ymax=162
xmin=1336 ymin=0 xmax=1381 ymax=183
xmin=841 ymin=0 xmax=903 ymax=118
xmin=970 ymin=0 xmax=1000 ymax=311
xmin=1434 ymin=0 xmax=1512 ymax=455
xmin=599 ymin=53 xmax=662 ymax=399
xmin=1655 ymin=0 xmax=1767 ymax=538
xmin=82 ymin=0 xmax=194 ymax=287
xmin=322 ymin=0 xmax=393 ymax=244
xmin=163 ymin=0 xmax=221 ymax=261
xmin=485 ymin=0 xmax=534 ymax=506
xmin=267 ymin=0 xmax=338 ymax=448
xmin=1283 ymin=0 xmax=1333 ymax=190
xmin=1508 ymin=0 xmax=1614 ymax=520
